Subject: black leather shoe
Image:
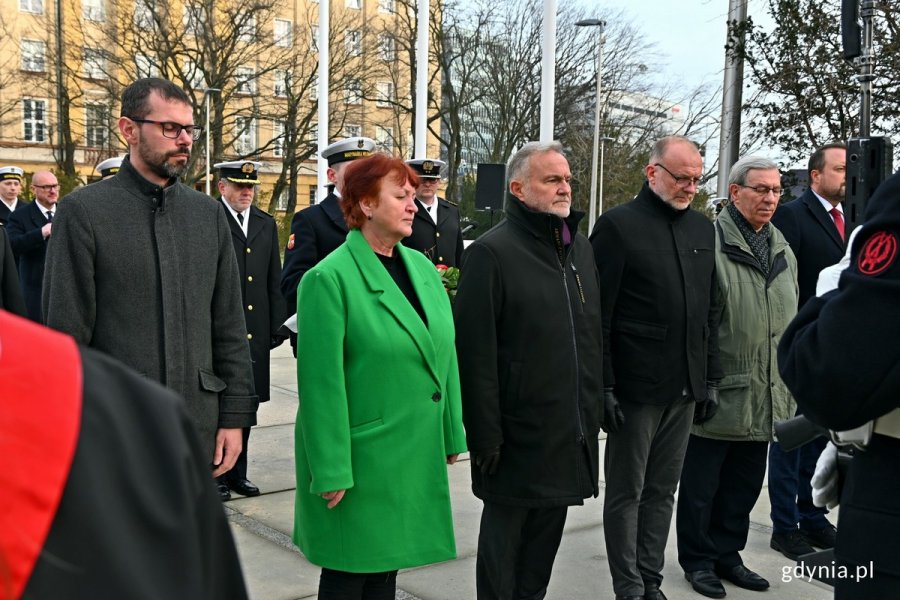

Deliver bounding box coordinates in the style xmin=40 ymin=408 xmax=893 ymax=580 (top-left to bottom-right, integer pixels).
xmin=217 ymin=482 xmax=231 ymax=501
xmin=684 ymin=570 xmax=726 ymax=598
xmin=228 ymin=478 xmax=261 ymax=497
xmin=771 ymin=530 xmax=816 ymax=559
xmin=615 ymin=596 xmax=644 ymax=600
xmin=801 ymin=524 xmax=836 ymax=549
xmin=644 ymin=588 xmax=668 ymax=600
xmin=715 ymin=564 xmax=769 ymax=591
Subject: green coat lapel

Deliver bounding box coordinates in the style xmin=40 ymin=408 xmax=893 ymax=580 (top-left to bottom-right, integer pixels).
xmin=345 ymin=230 xmax=440 ymax=385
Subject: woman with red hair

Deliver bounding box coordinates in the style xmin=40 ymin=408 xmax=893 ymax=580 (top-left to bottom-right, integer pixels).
xmin=292 ymin=154 xmax=467 ymax=599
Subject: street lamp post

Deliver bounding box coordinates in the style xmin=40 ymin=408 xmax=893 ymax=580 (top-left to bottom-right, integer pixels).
xmin=203 ymin=88 xmax=221 ymax=196
xmin=575 ymin=18 xmax=606 ymax=232
xmin=598 ymin=135 xmax=613 ymax=216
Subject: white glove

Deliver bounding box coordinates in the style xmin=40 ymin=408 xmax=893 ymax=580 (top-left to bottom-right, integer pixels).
xmin=816 ymin=227 xmax=861 ymax=296
xmin=811 ymin=441 xmax=840 ymax=510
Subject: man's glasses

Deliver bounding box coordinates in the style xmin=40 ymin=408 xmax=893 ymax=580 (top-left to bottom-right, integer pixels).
xmin=737 ymin=184 xmax=784 ymax=197
xmin=33 ymin=184 xmax=60 ymax=191
xmin=128 ymin=117 xmax=204 ymax=141
xmin=654 ymin=163 xmax=702 ymax=188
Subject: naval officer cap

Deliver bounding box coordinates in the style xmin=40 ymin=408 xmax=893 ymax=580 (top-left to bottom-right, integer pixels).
xmin=321 ymin=137 xmax=376 ymax=167
xmin=0 ymin=166 xmax=24 ymax=182
xmin=406 ymin=158 xmax=445 ymax=179
xmin=214 ymin=160 xmax=261 ymax=184
xmin=96 ymin=156 xmax=124 ymax=179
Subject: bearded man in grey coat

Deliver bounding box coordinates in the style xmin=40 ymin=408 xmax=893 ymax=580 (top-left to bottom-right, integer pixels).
xmin=43 ymin=78 xmax=257 ymax=477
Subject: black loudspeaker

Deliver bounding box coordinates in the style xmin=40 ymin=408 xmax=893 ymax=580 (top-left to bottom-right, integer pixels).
xmin=475 ymin=163 xmax=506 ymax=211
xmin=845 ymin=136 xmax=893 ymax=236
xmin=841 ymin=0 xmax=861 ymax=60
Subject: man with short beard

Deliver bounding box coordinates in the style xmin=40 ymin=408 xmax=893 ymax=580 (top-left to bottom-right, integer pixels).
xmin=591 ymin=135 xmax=722 ymax=600
xmin=43 ymin=78 xmax=257 ymax=479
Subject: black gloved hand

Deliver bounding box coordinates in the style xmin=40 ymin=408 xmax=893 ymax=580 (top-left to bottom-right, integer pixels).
xmin=603 ymin=388 xmax=625 ymax=433
xmin=694 ymin=383 xmax=720 ymax=424
xmin=474 ymin=447 xmax=501 ymax=476
xmin=270 ymin=334 xmax=288 ymax=350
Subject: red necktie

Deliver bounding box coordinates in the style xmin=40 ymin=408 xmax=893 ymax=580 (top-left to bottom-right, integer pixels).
xmin=830 ymin=207 xmax=845 ymax=242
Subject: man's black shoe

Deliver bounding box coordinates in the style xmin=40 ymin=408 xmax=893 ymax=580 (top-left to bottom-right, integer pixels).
xmin=684 ymin=570 xmax=726 ymax=598
xmin=217 ymin=482 xmax=231 ymax=501
xmin=228 ymin=478 xmax=261 ymax=497
xmin=614 ymin=596 xmax=644 ymax=600
xmin=644 ymin=588 xmax=668 ymax=600
xmin=715 ymin=564 xmax=770 ymax=591
xmin=770 ymin=530 xmax=816 ymax=560
xmin=801 ymin=524 xmax=836 ymax=549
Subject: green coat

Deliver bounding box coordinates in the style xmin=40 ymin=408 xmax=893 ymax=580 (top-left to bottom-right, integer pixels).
xmin=293 ymin=229 xmax=467 ymax=573
xmin=693 ymin=208 xmax=798 ymax=441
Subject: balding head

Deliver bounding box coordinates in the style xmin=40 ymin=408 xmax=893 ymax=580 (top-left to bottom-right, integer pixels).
xmin=32 ymin=171 xmax=60 ymax=208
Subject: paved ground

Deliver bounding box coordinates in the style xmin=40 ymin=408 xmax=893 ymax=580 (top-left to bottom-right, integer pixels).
xmin=224 ymin=343 xmax=835 ymax=600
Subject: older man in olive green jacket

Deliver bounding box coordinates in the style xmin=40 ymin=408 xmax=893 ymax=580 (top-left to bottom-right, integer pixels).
xmin=677 ymin=156 xmax=799 ymax=599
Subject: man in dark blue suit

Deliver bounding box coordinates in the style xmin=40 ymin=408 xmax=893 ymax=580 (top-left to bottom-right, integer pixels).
xmin=279 ymin=136 xmax=374 ymax=355
xmin=7 ymin=170 xmax=58 ymax=322
xmin=768 ymin=143 xmax=846 ymax=559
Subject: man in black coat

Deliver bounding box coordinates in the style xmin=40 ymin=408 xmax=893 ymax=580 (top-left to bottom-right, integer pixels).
xmin=402 ymin=158 xmax=464 ymax=267
xmin=0 ymin=165 xmax=25 ymax=226
xmin=592 ymin=135 xmax=722 ymax=600
xmin=215 ymin=160 xmax=287 ymax=500
xmin=1 ymin=310 xmax=248 ymax=600
xmin=778 ymin=169 xmax=900 ymax=599
xmin=0 ymin=226 xmax=26 ymax=315
xmin=768 ymin=143 xmax=846 ymax=560
xmin=7 ymin=170 xmax=58 ymax=322
xmin=455 ymin=141 xmax=603 ymax=600
xmin=280 ymin=136 xmax=375 ymax=354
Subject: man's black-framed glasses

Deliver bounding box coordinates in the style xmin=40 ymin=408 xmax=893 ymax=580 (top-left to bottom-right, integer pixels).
xmin=737 ymin=184 xmax=785 ymax=198
xmin=653 ymin=163 xmax=702 ymax=188
xmin=128 ymin=117 xmax=204 ymax=141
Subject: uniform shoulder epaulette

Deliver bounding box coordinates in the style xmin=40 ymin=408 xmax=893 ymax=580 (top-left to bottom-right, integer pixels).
xmin=253 ymin=204 xmax=275 ymax=218
xmin=443 ymin=198 xmax=458 ymax=207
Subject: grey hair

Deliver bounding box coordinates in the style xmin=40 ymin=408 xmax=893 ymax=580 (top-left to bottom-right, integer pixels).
xmin=648 ymin=135 xmax=699 ymax=164
xmin=507 ymin=140 xmax=566 ymax=183
xmin=728 ymin=156 xmax=780 ymax=186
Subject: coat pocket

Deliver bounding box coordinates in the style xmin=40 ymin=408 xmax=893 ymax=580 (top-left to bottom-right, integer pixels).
xmin=350 ymin=417 xmax=384 ymax=436
xmin=611 ymin=318 xmax=667 ymax=383
xmin=700 ymin=372 xmax=753 ymax=436
xmin=199 ymin=368 xmax=227 ymax=393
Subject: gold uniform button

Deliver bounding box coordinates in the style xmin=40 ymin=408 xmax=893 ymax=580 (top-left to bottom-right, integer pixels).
xmin=246 ymin=248 xmax=252 ymax=254
xmin=247 ymin=333 xmax=253 ymax=340
xmin=247 ymin=305 xmax=253 ymax=311
xmin=247 ymin=276 xmax=253 ymax=282
xmin=438 ymin=256 xmax=444 ymax=261
xmin=436 ymin=232 xmax=441 ymax=238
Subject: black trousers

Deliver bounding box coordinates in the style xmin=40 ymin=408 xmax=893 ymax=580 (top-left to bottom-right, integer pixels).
xmin=476 ymin=502 xmax=568 ymax=600
xmin=676 ymin=435 xmax=768 ymax=572
xmin=317 ymin=568 xmax=397 ymax=600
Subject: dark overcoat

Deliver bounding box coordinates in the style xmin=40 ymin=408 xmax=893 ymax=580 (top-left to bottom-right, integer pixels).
xmin=454 ymin=197 xmax=603 ymax=507
xmin=590 ymin=183 xmax=722 ymax=405
xmin=42 ymin=156 xmax=257 ymax=458
xmin=222 ymin=202 xmax=286 ymax=400
xmin=778 ymin=171 xmax=900 ymax=587
xmin=401 ymin=197 xmax=464 ymax=267
xmin=0 ymin=226 xmax=26 ymax=316
xmin=771 ymin=189 xmax=845 ymax=307
xmin=6 ymin=200 xmax=51 ymax=322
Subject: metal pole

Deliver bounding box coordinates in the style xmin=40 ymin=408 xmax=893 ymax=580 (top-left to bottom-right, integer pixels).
xmin=576 ymin=19 xmax=605 ymax=231
xmin=203 ymin=88 xmax=220 ymax=197
xmin=716 ymin=0 xmax=748 ymax=199
xmin=539 ymin=0 xmax=558 ymax=142
xmin=858 ymin=0 xmax=876 ymax=136
xmin=317 ymin=0 xmax=330 ymax=199
xmin=414 ymin=0 xmax=429 ymax=158
xmin=598 ymin=136 xmax=613 ymax=217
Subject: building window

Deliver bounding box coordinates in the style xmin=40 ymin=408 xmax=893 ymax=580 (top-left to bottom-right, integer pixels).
xmin=239 ymin=14 xmax=256 ymax=42
xmin=275 ymin=190 xmax=288 ymax=211
xmin=273 ymin=70 xmax=290 ymax=98
xmin=85 ymin=104 xmax=111 ymax=148
xmin=235 ymin=67 xmax=256 ymax=95
xmin=83 ymin=0 xmax=105 ymax=21
xmin=19 ymin=0 xmax=43 ymax=13
xmin=83 ymin=48 xmax=107 ymax=80
xmin=309 ymin=80 xmax=318 ymax=102
xmin=235 ymin=117 xmax=257 ymax=155
xmin=135 ymin=54 xmax=158 ymax=78
xmin=374 ymin=125 xmax=393 ymax=151
xmin=182 ymin=57 xmax=204 ymax=90
xmin=344 ymin=79 xmax=361 ymax=105
xmin=378 ymin=0 xmax=394 ymax=13
xmin=311 ymin=25 xmax=319 ymax=52
xmin=274 ymin=19 xmax=293 ymax=48
xmin=23 ymin=99 xmax=47 ymax=143
xmin=345 ymin=123 xmax=361 ymax=138
xmin=376 ymin=81 xmax=394 ymax=107
xmin=134 ymin=0 xmax=154 ymax=29
xmin=308 ymin=187 xmax=316 ymax=206
xmin=345 ymin=0 xmax=361 ymax=9
xmin=183 ymin=4 xmax=207 ymax=36
xmin=379 ymin=34 xmax=395 ymax=61
xmin=21 ymin=40 xmax=46 ymax=72
xmin=346 ymin=30 xmax=361 ymax=57
xmin=272 ymin=121 xmax=284 ymax=157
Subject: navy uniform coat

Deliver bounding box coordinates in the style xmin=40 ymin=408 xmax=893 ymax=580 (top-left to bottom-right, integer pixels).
xmin=771 ymin=189 xmax=845 ymax=307
xmin=42 ymin=156 xmax=257 ymax=458
xmin=6 ymin=200 xmax=52 ymax=322
xmin=0 ymin=226 xmax=26 ymax=316
xmin=222 ymin=202 xmax=286 ymax=400
xmin=779 ymin=171 xmax=900 ymax=589
xmin=401 ymin=197 xmax=464 ymax=267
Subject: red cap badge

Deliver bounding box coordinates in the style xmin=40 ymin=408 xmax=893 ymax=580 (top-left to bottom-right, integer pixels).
xmin=858 ymin=230 xmax=898 ymax=276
